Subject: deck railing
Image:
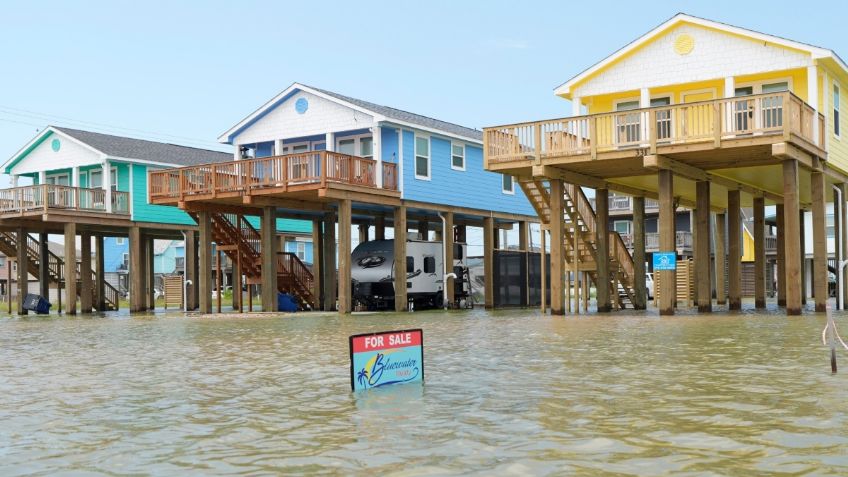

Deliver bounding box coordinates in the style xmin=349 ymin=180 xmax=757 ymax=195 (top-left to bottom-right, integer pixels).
xmin=0 ymin=185 xmax=129 ymax=215
xmin=485 ymin=91 xmax=825 ymax=164
xmin=149 ymin=151 xmax=399 ymax=202
xmin=644 ymin=231 xmax=694 ymax=251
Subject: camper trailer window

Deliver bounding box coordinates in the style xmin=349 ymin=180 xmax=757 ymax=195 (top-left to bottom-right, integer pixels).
xmin=406 ymin=257 xmax=414 ymax=273
xmin=454 ymin=243 xmax=463 ymax=260
xmin=424 ymin=257 xmax=436 ymax=274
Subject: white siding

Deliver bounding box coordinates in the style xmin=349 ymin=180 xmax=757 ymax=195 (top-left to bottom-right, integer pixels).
xmin=572 ymin=23 xmax=813 ymax=98
xmin=233 ymin=91 xmax=374 ymax=144
xmin=12 ymin=133 xmax=100 ymax=175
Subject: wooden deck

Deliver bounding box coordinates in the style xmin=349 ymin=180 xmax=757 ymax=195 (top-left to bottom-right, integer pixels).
xmin=149 ymin=151 xmax=401 ymax=208
xmin=484 ymin=91 xmax=827 ymax=185
xmin=0 ymin=184 xmax=130 ymax=220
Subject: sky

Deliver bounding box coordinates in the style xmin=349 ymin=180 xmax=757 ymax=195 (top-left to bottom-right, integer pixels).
xmin=0 ymin=0 xmax=845 ymax=251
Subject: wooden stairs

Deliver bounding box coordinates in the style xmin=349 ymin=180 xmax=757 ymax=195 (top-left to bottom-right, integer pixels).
xmin=0 ymin=231 xmax=120 ymax=311
xmin=519 ymin=179 xmax=638 ymax=308
xmin=191 ymin=212 xmax=316 ymax=310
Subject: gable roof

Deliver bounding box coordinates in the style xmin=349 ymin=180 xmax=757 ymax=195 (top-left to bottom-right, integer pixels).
xmin=219 ymin=83 xmax=483 ymax=144
xmin=53 ymin=127 xmax=232 ymax=166
xmin=555 ymin=13 xmax=848 ymax=98
xmin=4 ymin=126 xmax=232 ymax=173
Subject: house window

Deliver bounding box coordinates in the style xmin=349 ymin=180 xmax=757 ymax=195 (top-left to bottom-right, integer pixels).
xmin=827 ymin=214 xmax=835 ymax=238
xmin=296 ymin=242 xmax=306 ymax=261
xmin=338 ymin=139 xmax=355 ymax=155
xmin=415 ymin=137 xmax=430 ymax=179
xmin=502 ymin=174 xmax=515 ymax=194
xmin=835 ymin=83 xmax=841 ymax=138
xmin=122 ymin=253 xmax=129 ymax=268
xmin=0 ymin=256 xmax=6 ymax=267
xmin=360 ymin=137 xmax=373 ymax=159
xmin=614 ymin=220 xmax=631 ymax=235
xmin=451 ymin=143 xmax=465 ymax=170
xmin=116 ymin=237 xmax=125 ymax=245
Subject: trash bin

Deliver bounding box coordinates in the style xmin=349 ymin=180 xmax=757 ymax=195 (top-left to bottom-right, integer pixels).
xmin=277 ymin=292 xmax=298 ymax=312
xmin=22 ymin=294 xmax=51 ymax=314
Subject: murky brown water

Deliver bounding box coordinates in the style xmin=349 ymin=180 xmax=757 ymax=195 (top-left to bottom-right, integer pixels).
xmin=1 ymin=306 xmax=848 ymax=476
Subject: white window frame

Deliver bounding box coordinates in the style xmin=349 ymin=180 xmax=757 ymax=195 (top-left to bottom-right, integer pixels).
xmin=613 ymin=220 xmax=632 ymax=235
xmin=122 ymin=252 xmax=129 ymax=267
xmin=116 ymin=237 xmax=126 ymax=245
xmin=414 ymin=135 xmax=431 ymax=181
xmin=335 ymin=133 xmax=373 ymax=158
xmin=733 ymin=77 xmax=793 ymax=96
xmin=451 ymin=142 xmax=466 ymax=171
xmin=296 ymin=241 xmax=306 ymax=261
xmin=502 ymin=174 xmax=515 ymax=195
xmin=834 ymin=81 xmax=841 ymax=140
xmin=45 ymin=172 xmax=70 ymax=186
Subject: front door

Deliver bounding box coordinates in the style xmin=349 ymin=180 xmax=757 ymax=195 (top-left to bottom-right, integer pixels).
xmin=45 ymin=174 xmax=71 ymax=207
xmin=681 ymin=90 xmax=716 ymax=139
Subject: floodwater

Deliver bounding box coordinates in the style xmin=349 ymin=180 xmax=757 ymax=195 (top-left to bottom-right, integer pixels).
xmin=1 ymin=306 xmax=848 ymax=476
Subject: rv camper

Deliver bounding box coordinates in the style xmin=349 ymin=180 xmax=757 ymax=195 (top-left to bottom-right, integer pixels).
xmin=351 ymin=239 xmax=470 ymax=310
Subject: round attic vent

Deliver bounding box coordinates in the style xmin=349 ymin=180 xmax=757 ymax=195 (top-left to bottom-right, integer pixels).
xmin=674 ymin=34 xmax=695 ymax=55
xmin=51 ymin=138 xmax=61 ymax=152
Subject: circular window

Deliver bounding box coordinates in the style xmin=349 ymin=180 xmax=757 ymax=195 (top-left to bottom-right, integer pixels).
xmin=673 ymin=34 xmax=695 ymax=55
xmin=295 ymin=97 xmax=309 ymax=114
xmin=51 ymin=138 xmax=61 ymax=152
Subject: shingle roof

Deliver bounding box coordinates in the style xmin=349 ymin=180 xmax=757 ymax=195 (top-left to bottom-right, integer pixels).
xmin=53 ymin=126 xmax=232 ymax=166
xmin=306 ymin=85 xmax=483 ymax=142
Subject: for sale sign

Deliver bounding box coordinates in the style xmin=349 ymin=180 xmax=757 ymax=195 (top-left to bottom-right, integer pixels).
xmin=349 ymin=329 xmax=423 ymax=391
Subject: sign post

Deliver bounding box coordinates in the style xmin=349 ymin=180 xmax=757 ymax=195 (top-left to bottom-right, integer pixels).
xmin=350 ymin=329 xmax=424 ymax=391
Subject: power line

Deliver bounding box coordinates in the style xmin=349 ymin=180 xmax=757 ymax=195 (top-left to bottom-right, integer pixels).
xmin=0 ymin=105 xmax=226 ymax=149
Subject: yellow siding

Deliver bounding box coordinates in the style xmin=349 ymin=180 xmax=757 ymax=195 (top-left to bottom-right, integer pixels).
xmin=825 ymin=73 xmax=848 ymax=174
xmin=742 ymin=229 xmax=755 ymax=262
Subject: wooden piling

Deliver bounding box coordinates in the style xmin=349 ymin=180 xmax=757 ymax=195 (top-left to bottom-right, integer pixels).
xmin=338 ymin=199 xmax=352 ymax=314
xmin=658 ymin=170 xmax=675 ymax=315
xmin=783 ymin=160 xmax=802 ymax=315
xmin=596 ymin=188 xmax=611 ymax=312
xmin=812 ymin=171 xmax=828 ymax=312
xmin=696 ymin=181 xmax=712 ymax=312
xmin=549 ymin=179 xmax=565 ymax=315
xmin=394 ymin=206 xmax=408 ymax=312
xmin=728 ymin=189 xmax=742 ymax=310
xmin=754 ymin=197 xmax=767 ymax=309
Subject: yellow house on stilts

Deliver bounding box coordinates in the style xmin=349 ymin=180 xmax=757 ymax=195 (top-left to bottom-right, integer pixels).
xmin=484 ymin=13 xmax=848 ymax=315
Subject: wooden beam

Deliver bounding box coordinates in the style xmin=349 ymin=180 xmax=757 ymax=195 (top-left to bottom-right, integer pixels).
xmin=80 ymin=232 xmax=92 ymax=313
xmin=754 ymin=197 xmax=766 ymax=309
xmin=776 ymin=204 xmax=786 ymax=307
xmin=773 ymin=142 xmax=820 ymax=170
xmin=658 ymin=169 xmax=675 ymax=315
xmin=63 ymin=223 xmax=77 ymax=315
xmin=812 ymin=171 xmax=828 ymax=312
xmin=728 ymin=190 xmax=742 ymax=310
xmin=696 ymin=181 xmax=711 ymax=312
xmin=38 ymin=233 xmax=49 ymax=299
xmin=645 ymin=155 xmax=708 ymax=182
xmin=129 ymin=226 xmax=144 ymax=312
xmin=483 ymin=216 xmax=495 ymax=309
xmin=532 ymin=165 xmax=606 ymax=189
xmin=394 ymin=206 xmax=408 ymax=312
xmin=549 ymin=179 xmax=564 ymax=315
xmin=16 ymin=228 xmax=27 ymax=315
xmin=260 ymin=206 xmax=278 ymax=312
xmin=632 ymin=197 xmax=647 ymax=310
xmin=311 ymin=220 xmax=323 ymax=310
xmin=715 ymin=212 xmax=727 ymax=305
xmin=338 ymin=198 xmax=352 ymax=314
xmin=783 ymin=160 xmax=802 ymax=315
xmin=322 ymin=211 xmax=336 ymax=312
xmin=596 ymin=188 xmax=611 ymax=312
xmin=540 ymin=227 xmax=547 ymax=312
xmin=198 ymin=213 xmax=212 ymax=314
xmin=375 ymin=216 xmax=386 ymax=241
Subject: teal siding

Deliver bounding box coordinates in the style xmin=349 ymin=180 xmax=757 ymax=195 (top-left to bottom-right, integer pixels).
xmin=130 ymin=164 xmax=196 ymax=225
xmin=244 ymin=215 xmax=312 ymax=234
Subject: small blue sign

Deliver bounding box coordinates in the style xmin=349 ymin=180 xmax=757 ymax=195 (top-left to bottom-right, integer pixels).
xmin=653 ymin=252 xmax=677 ymax=271
xmin=295 ymin=97 xmax=309 ymax=114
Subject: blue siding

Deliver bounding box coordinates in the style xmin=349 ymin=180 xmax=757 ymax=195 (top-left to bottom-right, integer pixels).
xmin=255 ymin=141 xmax=274 ymax=158
xmin=400 ymin=131 xmax=534 ymax=215
xmin=284 ymin=240 xmax=314 ymax=265
xmin=103 ymin=237 xmax=129 ymax=273
xmin=381 ymin=126 xmax=398 ymax=163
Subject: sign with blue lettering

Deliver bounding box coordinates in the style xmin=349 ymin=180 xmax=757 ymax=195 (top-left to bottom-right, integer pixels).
xmin=653 ymin=252 xmax=677 ymax=271
xmin=350 ymin=329 xmax=423 ymax=391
